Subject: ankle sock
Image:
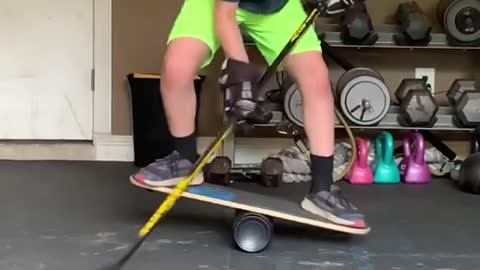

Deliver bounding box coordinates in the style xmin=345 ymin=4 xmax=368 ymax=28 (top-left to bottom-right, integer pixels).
xmin=173 ymin=132 xmax=198 ymax=163
xmin=310 ymin=154 xmax=334 ymax=194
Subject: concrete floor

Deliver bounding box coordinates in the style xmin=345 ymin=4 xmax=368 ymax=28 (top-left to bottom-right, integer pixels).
xmin=0 ymin=160 xmax=479 ymax=270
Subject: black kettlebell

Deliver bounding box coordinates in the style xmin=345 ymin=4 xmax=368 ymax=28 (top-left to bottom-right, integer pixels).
xmin=470 ymin=126 xmax=480 ymax=153
xmin=457 ymin=152 xmax=480 ymax=194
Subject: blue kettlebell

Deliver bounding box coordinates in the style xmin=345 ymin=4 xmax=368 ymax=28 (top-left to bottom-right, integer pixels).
xmin=372 ymin=131 xmax=401 ymax=184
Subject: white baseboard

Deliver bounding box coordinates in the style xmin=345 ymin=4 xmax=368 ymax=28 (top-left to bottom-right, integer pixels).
xmin=0 ymin=135 xmax=294 ymax=162
xmin=0 ymin=141 xmax=96 ymax=161
xmin=94 ymin=135 xmax=294 ymax=163
xmin=93 ymin=134 xmax=134 ymax=161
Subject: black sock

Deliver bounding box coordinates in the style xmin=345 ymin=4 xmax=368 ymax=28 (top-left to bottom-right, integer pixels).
xmin=173 ymin=132 xmax=198 ymax=163
xmin=310 ymin=154 xmax=334 ymax=194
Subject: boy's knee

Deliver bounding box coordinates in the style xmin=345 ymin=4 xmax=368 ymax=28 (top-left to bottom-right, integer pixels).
xmin=290 ymin=55 xmax=331 ymax=98
xmin=161 ymin=56 xmax=198 ymax=91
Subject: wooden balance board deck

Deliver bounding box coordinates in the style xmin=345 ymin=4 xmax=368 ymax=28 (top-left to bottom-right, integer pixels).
xmin=130 ymin=179 xmax=370 ymax=235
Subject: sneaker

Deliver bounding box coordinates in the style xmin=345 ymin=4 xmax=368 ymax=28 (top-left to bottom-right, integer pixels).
xmin=301 ymin=185 xmax=367 ymax=228
xmin=130 ymin=151 xmax=204 ymax=187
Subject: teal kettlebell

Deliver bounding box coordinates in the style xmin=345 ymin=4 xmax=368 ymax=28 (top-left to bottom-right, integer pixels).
xmin=373 ymin=131 xmax=401 ymax=184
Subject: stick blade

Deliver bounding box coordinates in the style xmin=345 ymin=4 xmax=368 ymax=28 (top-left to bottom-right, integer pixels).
xmin=95 ymin=237 xmax=145 ymax=270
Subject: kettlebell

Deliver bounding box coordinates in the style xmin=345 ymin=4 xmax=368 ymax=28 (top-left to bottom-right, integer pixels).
xmin=348 ymin=138 xmax=374 ymax=184
xmin=470 ymin=126 xmax=480 ymax=153
xmin=373 ymin=131 xmax=401 ymax=184
xmin=400 ymin=132 xmax=432 ymax=184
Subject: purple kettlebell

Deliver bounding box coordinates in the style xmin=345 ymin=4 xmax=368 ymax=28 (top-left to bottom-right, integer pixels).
xmin=348 ymin=138 xmax=374 ymax=184
xmin=400 ymin=132 xmax=432 ymax=184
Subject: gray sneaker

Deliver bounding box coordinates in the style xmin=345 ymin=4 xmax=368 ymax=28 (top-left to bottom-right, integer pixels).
xmin=130 ymin=151 xmax=203 ymax=187
xmin=301 ymin=185 xmax=367 ymax=228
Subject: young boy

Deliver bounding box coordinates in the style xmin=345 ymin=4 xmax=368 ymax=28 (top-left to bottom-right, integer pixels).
xmin=131 ymin=0 xmax=366 ymax=228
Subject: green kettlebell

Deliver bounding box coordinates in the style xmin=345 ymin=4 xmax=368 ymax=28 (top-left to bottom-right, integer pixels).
xmin=372 ymin=131 xmax=401 ymax=184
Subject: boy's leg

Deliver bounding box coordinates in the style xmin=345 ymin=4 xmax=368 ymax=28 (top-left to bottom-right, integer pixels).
xmin=240 ymin=0 xmax=366 ymax=227
xmin=131 ymin=0 xmax=220 ymax=187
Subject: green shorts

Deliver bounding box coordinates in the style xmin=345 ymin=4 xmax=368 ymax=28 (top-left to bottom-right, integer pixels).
xmin=168 ymin=0 xmax=322 ymax=67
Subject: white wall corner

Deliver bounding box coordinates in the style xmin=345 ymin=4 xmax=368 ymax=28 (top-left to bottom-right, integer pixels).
xmin=93 ymin=0 xmax=113 ymax=135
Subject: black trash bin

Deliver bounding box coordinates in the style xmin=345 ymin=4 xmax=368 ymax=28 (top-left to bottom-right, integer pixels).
xmin=127 ymin=73 xmax=205 ymax=167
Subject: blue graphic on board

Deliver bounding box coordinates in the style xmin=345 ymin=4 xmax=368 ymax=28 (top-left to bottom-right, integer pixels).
xmin=187 ymin=186 xmax=236 ymax=201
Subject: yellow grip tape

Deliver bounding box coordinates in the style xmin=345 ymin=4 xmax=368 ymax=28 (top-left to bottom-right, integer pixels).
xmin=138 ymin=124 xmax=234 ymax=237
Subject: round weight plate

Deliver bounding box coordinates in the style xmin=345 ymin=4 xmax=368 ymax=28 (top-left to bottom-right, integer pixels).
xmin=339 ymin=75 xmax=390 ymax=126
xmin=283 ymin=83 xmax=304 ymax=127
xmin=336 ymin=68 xmax=384 ymax=99
xmin=437 ymin=0 xmax=454 ymax=25
xmin=444 ymin=0 xmax=480 ymax=42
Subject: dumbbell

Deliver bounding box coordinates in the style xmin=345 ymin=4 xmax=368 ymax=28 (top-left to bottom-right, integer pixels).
xmin=204 ymin=157 xmax=232 ymax=186
xmin=348 ymin=138 xmax=374 ymax=185
xmin=446 ymin=79 xmax=480 ymax=127
xmin=371 ymin=131 xmax=401 ymax=184
xmin=340 ymin=1 xmax=378 ymax=45
xmin=437 ymin=0 xmax=480 ymax=46
xmin=395 ymin=77 xmax=439 ymax=127
xmin=399 ymin=132 xmax=432 ymax=184
xmin=260 ymin=157 xmax=283 ymax=187
xmin=394 ymin=1 xmax=432 ymax=46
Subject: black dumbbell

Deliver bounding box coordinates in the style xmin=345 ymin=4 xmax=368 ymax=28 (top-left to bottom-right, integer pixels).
xmin=446 ymin=79 xmax=480 ymax=127
xmin=340 ymin=1 xmax=378 ymax=45
xmin=204 ymin=156 xmax=232 ymax=186
xmin=394 ymin=1 xmax=432 ymax=46
xmin=260 ymin=157 xmax=283 ymax=188
xmin=395 ymin=77 xmax=439 ymax=127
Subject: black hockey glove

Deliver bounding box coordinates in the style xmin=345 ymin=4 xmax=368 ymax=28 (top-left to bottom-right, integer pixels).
xmin=219 ymin=58 xmax=272 ymax=128
xmin=306 ymin=0 xmax=361 ymax=15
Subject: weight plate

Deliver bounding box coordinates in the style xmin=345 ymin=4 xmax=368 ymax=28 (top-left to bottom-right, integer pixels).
xmin=283 ymin=83 xmax=304 ymax=127
xmin=437 ymin=0 xmax=454 ymax=25
xmin=444 ymin=0 xmax=480 ymax=42
xmin=339 ymin=75 xmax=390 ymax=126
xmin=336 ymin=68 xmax=389 ymax=126
xmin=336 ymin=68 xmax=384 ymax=98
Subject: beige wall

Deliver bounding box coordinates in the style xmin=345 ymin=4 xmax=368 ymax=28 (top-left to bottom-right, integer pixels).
xmin=112 ymin=0 xmax=478 ymax=140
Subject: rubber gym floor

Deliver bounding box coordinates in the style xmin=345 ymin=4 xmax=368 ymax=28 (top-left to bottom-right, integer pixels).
xmin=1 ymin=160 xmax=478 ymax=270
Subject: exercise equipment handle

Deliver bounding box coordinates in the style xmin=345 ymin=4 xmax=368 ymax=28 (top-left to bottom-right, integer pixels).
xmin=403 ymin=134 xmax=412 ymax=160
xmin=357 ymin=138 xmax=369 ymax=168
xmin=412 ymin=132 xmax=426 ymax=165
xmin=381 ymin=131 xmax=395 ymax=165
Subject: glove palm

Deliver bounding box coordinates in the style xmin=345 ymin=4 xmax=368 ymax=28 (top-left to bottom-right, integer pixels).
xmin=218 ymin=58 xmax=272 ymax=128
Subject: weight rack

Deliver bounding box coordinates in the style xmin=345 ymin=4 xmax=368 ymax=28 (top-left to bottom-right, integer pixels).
xmin=220 ymin=20 xmax=480 ymax=176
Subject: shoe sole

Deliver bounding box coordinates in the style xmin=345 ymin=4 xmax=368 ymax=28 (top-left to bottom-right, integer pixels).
xmin=131 ymin=173 xmax=204 ymax=187
xmin=300 ymin=198 xmax=357 ymax=227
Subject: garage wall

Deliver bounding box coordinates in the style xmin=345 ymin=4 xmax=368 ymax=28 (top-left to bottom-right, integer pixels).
xmin=112 ymin=0 xmax=479 ymax=138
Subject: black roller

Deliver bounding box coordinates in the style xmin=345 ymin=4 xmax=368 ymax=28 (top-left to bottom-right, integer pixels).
xmin=233 ymin=212 xmax=273 ymax=253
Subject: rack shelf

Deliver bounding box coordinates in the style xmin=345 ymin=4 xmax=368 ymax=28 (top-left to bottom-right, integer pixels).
xmin=243 ymin=23 xmax=480 ymax=51
xmin=255 ymin=105 xmax=475 ymax=132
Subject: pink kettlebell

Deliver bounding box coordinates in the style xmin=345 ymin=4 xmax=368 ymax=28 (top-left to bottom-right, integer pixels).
xmin=400 ymin=132 xmax=432 ymax=184
xmin=349 ymin=138 xmax=374 ymax=184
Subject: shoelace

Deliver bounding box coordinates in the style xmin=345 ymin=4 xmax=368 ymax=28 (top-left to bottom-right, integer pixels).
xmin=167 ymin=158 xmax=179 ymax=177
xmin=324 ymin=189 xmax=354 ymax=210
